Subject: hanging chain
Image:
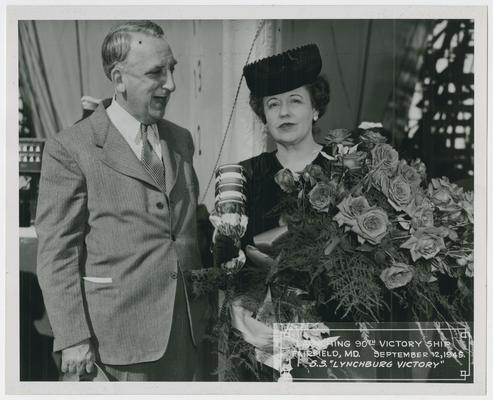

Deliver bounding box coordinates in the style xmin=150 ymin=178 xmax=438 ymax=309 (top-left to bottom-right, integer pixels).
xmin=200 ymin=20 xmax=267 ymax=204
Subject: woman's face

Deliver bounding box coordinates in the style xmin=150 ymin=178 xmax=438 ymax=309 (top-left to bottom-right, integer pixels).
xmin=263 ymin=85 xmax=316 ymax=147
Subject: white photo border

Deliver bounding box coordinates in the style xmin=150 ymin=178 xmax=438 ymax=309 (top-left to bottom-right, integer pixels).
xmin=4 ymin=4 xmax=487 ymax=396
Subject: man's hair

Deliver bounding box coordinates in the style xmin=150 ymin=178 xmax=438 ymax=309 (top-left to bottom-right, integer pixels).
xmin=101 ymin=20 xmax=165 ymax=80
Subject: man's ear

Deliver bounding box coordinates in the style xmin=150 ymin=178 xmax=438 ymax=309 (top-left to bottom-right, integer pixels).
xmin=111 ymin=67 xmax=126 ymax=94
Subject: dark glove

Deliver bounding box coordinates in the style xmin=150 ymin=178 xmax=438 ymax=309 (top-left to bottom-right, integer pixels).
xmin=213 ymin=234 xmax=239 ymax=268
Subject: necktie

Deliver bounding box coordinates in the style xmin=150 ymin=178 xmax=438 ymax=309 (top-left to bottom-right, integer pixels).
xmin=140 ymin=124 xmax=166 ymax=192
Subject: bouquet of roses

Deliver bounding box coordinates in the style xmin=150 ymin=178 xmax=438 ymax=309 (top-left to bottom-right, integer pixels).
xmin=208 ymin=122 xmax=473 ymax=381
xmin=270 ymin=122 xmax=473 ymax=324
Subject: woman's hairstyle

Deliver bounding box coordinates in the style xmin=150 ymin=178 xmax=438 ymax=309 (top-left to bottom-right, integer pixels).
xmin=248 ymin=75 xmax=331 ymax=124
xmin=101 ymin=20 xmax=165 ymax=80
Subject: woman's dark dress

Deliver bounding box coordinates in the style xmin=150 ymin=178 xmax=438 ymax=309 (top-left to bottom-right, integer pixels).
xmin=235 ymin=148 xmax=337 ymax=381
xmin=240 ymin=148 xmax=331 ymax=245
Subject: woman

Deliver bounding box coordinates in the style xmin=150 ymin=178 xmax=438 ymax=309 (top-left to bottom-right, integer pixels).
xmin=217 ymin=44 xmax=412 ymax=382
xmin=214 ymin=44 xmax=343 ymax=382
xmin=240 ymin=43 xmax=330 ymax=247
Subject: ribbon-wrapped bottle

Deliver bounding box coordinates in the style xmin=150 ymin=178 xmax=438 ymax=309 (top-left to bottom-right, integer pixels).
xmin=209 ymin=164 xmax=248 ymax=274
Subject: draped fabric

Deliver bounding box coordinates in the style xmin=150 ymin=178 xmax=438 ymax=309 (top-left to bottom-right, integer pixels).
xmin=220 ymin=20 xmax=281 ymax=166
xmin=19 ymin=20 xmax=115 ymax=134
xmin=18 ymin=21 xmax=61 ymax=139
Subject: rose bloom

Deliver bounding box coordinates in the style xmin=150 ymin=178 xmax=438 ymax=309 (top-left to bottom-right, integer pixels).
xmin=460 ymin=191 xmax=474 ymax=223
xmin=341 ymin=151 xmax=366 ymax=170
xmin=302 ymin=164 xmax=326 ymax=186
xmin=410 ymin=205 xmax=435 ymax=230
xmin=428 ymin=186 xmax=462 ymax=213
xmin=360 ymin=130 xmax=387 ymax=145
xmin=371 ymin=170 xmax=390 ymax=194
xmin=371 ymin=143 xmax=399 ymax=174
xmin=405 ymin=190 xmax=434 ymax=214
xmin=427 ymin=178 xmax=464 ymax=213
xmin=333 ymin=195 xmax=370 ymax=227
xmin=460 ymin=253 xmax=474 ymax=278
xmin=308 ymin=183 xmax=334 ymax=212
xmin=435 ymin=177 xmax=464 ymax=201
xmin=380 ymin=263 xmax=414 ymax=289
xmin=324 ymin=128 xmax=354 ymax=146
xmin=397 ymin=160 xmax=422 ymax=187
xmin=274 ymin=168 xmax=299 ymax=193
xmin=410 ymin=158 xmax=427 ymax=181
xmin=387 ymin=175 xmax=413 ymax=211
xmin=446 ymin=209 xmax=468 ymax=225
xmin=438 ymin=226 xmax=458 ymax=241
xmin=351 ymin=207 xmax=389 ymax=244
xmin=400 ymin=227 xmax=446 ymax=262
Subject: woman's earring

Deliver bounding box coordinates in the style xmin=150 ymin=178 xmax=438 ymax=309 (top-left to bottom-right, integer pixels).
xmin=313 ymin=113 xmax=319 ymax=122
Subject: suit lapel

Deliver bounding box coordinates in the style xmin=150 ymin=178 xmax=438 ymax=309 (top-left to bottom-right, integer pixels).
xmin=157 ymin=121 xmax=182 ymax=196
xmin=89 ymin=104 xmax=163 ymax=192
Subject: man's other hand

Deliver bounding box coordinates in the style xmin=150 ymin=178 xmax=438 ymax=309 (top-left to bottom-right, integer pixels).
xmin=61 ymin=338 xmax=95 ymax=376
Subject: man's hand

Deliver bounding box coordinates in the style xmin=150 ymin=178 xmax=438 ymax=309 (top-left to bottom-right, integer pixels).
xmin=61 ymin=339 xmax=95 ymax=376
xmin=213 ymin=234 xmax=239 ymax=268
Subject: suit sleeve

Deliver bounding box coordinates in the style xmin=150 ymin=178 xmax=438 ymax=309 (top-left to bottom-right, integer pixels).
xmin=35 ymin=136 xmax=92 ymax=352
xmin=186 ymin=129 xmax=200 ymax=202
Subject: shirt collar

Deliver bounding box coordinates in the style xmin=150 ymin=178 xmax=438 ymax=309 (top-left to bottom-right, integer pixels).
xmin=106 ymin=98 xmax=159 ymax=145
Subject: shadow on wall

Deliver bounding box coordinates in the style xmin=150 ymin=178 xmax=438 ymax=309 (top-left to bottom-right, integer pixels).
xmin=20 ymin=271 xmax=59 ymax=381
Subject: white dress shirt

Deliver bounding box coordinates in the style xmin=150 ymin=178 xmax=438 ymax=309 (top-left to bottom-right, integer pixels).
xmin=106 ymin=99 xmax=163 ymax=161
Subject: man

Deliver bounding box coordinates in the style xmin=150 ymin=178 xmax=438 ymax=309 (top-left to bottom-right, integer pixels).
xmin=36 ymin=20 xmax=207 ymax=381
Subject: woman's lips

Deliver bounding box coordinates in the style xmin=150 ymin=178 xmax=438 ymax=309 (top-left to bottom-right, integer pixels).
xmin=278 ymin=122 xmax=296 ymax=130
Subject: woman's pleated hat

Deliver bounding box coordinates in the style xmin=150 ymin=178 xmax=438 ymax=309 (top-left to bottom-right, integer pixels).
xmin=243 ymin=44 xmax=322 ymax=97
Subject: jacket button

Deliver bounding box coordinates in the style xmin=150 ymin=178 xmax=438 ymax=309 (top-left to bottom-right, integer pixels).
xmin=171 ymin=234 xmax=176 ymax=241
xmin=170 ymin=272 xmax=178 ymax=279
xmin=156 ymin=202 xmax=164 ymax=209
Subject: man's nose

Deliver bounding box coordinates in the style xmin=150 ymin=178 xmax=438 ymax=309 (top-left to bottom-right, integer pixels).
xmin=162 ymin=70 xmax=176 ymax=93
